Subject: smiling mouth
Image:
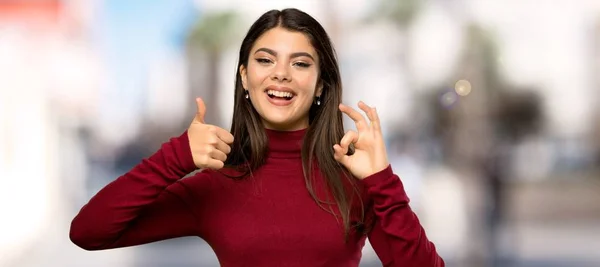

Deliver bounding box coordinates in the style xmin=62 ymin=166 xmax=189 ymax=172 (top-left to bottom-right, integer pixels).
xmin=266 ymin=89 xmax=295 ymax=100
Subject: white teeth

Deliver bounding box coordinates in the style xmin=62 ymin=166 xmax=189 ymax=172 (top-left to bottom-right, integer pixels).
xmin=267 ymin=90 xmax=293 ymax=98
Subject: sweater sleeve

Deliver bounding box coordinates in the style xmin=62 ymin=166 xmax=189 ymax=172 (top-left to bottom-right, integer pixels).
xmin=361 ymin=165 xmax=444 ymax=267
xmin=69 ymin=131 xmax=202 ymax=250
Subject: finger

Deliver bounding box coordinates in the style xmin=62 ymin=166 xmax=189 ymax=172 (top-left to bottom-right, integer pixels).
xmin=358 ymin=101 xmax=381 ymax=131
xmin=371 ymin=107 xmax=381 ymax=131
xmin=195 ymin=154 xmax=224 ymax=170
xmin=195 ymin=97 xmax=206 ymax=123
xmin=205 ymin=158 xmax=225 ymax=170
xmin=215 ymin=127 xmax=235 ymax=144
xmin=333 ymin=144 xmax=349 ymax=164
xmin=209 ymin=148 xmax=228 ymax=162
xmin=205 ymin=125 xmax=234 ymax=145
xmin=358 ymin=101 xmax=375 ymax=123
xmin=214 ymin=138 xmax=232 ymax=154
xmin=339 ymin=130 xmax=358 ymax=154
xmin=339 ymin=103 xmax=368 ymax=131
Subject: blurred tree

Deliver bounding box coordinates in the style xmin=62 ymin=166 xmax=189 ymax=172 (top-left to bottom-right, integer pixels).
xmin=186 ymin=11 xmax=240 ymax=127
xmin=365 ymin=0 xmax=421 ymax=79
xmin=431 ymin=24 xmax=501 ymax=164
xmin=429 ymin=23 xmax=546 ymax=162
xmin=429 ymin=23 xmax=543 ymax=267
xmin=366 ymin=0 xmax=421 ymax=29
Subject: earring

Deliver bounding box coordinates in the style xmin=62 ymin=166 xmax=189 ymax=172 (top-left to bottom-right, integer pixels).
xmin=245 ymin=90 xmax=249 ymax=99
xmin=314 ymin=96 xmax=321 ymax=106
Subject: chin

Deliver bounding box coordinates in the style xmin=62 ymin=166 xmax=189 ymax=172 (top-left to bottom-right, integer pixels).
xmin=262 ymin=116 xmax=306 ymax=131
xmin=263 ymin=117 xmax=292 ymax=128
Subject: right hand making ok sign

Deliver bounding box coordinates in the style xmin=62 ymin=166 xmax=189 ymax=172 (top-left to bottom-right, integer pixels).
xmin=188 ymin=97 xmax=235 ymax=170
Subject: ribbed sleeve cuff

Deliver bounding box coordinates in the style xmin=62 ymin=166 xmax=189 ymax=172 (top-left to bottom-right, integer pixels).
xmin=360 ymin=164 xmax=394 ymax=188
xmin=176 ymin=130 xmax=198 ymax=174
xmin=360 ymin=164 xmax=411 ymax=206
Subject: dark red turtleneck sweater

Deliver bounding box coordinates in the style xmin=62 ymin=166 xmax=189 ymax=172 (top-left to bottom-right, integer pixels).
xmin=70 ymin=128 xmax=444 ymax=267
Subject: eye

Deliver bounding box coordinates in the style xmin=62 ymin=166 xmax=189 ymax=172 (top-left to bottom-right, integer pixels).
xmin=256 ymin=58 xmax=273 ymax=64
xmin=293 ymin=62 xmax=311 ymax=68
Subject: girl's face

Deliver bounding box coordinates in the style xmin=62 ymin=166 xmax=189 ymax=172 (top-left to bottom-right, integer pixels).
xmin=240 ymin=27 xmax=322 ymax=131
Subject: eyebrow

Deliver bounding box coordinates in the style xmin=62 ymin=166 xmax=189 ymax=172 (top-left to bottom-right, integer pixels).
xmin=254 ymin=47 xmax=315 ymax=61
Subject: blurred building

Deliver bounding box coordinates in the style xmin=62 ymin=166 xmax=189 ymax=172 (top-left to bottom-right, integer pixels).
xmin=0 ymin=1 xmax=66 ymax=265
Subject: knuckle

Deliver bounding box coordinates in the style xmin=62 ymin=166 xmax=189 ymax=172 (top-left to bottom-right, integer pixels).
xmin=196 ymin=154 xmax=210 ymax=167
xmin=207 ymin=137 xmax=218 ymax=145
xmin=200 ymin=145 xmax=213 ymax=155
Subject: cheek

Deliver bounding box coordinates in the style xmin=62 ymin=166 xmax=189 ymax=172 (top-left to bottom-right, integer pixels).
xmin=297 ymin=73 xmax=319 ymax=93
xmin=247 ymin=67 xmax=270 ymax=89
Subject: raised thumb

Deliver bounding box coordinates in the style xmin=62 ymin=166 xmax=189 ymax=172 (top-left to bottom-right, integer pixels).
xmin=194 ymin=97 xmax=206 ymax=123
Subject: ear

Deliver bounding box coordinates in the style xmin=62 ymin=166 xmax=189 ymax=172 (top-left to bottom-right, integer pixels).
xmin=239 ymin=65 xmax=248 ymax=90
xmin=315 ymin=81 xmax=323 ymax=97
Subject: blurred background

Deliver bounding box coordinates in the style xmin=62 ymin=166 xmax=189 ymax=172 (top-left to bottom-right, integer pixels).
xmin=1 ymin=0 xmax=599 ymax=266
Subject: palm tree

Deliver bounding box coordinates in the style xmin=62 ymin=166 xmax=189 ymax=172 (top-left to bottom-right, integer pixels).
xmin=186 ymin=11 xmax=240 ymax=126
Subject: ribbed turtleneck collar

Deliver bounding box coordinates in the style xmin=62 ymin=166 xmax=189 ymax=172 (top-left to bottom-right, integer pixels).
xmin=265 ymin=128 xmax=306 ymax=159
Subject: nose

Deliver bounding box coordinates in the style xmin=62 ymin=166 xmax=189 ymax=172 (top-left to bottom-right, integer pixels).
xmin=271 ymin=62 xmax=291 ymax=82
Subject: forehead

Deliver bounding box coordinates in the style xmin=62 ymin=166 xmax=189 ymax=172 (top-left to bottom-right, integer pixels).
xmin=251 ymin=27 xmax=317 ymax=56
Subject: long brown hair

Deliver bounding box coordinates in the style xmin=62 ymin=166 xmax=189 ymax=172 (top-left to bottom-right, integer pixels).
xmin=223 ymin=8 xmax=364 ymax=239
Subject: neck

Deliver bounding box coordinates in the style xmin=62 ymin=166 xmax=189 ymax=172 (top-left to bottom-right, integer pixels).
xmin=264 ymin=127 xmax=306 ymax=159
xmin=261 ymin=118 xmax=309 ymax=132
